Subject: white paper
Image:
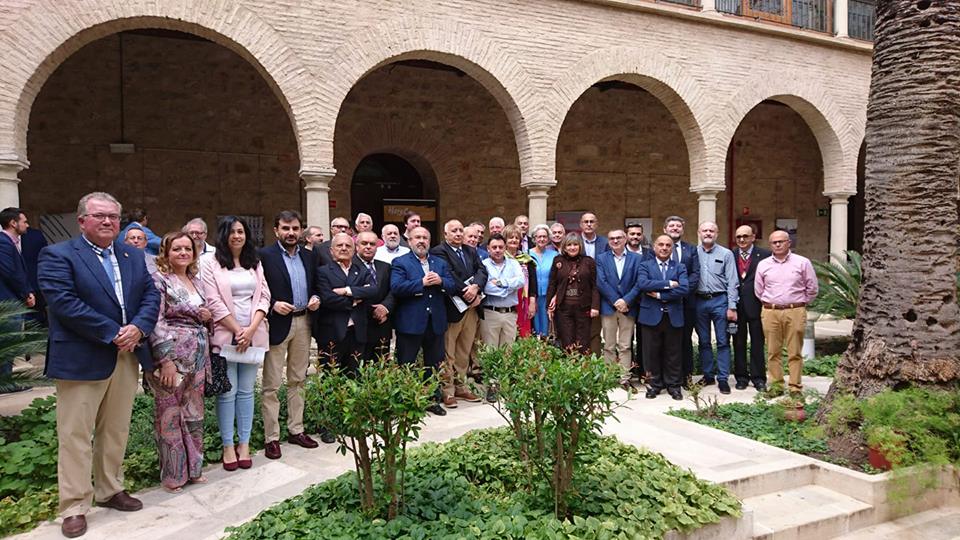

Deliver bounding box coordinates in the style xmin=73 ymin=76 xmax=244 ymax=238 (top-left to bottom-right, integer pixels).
xmin=220 ymin=344 xmax=266 ymax=365
xmin=451 ymin=295 xmax=469 ymax=313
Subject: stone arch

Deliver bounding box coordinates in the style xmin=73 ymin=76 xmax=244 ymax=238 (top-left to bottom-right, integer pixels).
xmin=321 ymin=16 xmax=537 ymax=185
xmin=0 ymin=0 xmax=322 ymax=170
xmin=545 ymin=46 xmax=711 ymax=191
xmin=716 ymin=73 xmax=859 ymax=196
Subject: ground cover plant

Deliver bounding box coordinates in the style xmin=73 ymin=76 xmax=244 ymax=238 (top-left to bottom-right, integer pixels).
xmin=225 ymin=426 xmax=741 ymax=540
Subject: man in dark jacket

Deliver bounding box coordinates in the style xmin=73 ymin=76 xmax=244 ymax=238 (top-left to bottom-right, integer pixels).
xmin=732 ymin=225 xmax=771 ymax=392
xmin=354 ymin=231 xmax=395 ymax=361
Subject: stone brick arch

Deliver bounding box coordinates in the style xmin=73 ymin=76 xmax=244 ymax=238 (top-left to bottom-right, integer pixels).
xmin=544 ymin=46 xmax=711 ymax=191
xmin=716 ymin=74 xmax=859 ymax=195
xmin=0 ymin=0 xmax=322 ymax=171
xmin=322 ymin=16 xmax=537 ymax=186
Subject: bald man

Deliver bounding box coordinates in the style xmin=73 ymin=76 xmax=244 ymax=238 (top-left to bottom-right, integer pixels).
xmin=693 ymin=221 xmax=738 ymax=395
xmin=732 ymin=225 xmax=771 ymax=392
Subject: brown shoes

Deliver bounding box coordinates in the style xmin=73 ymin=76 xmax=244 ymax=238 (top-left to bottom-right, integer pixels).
xmin=442 ymin=395 xmax=458 ymax=408
xmin=454 ymin=389 xmax=483 ymax=402
xmin=264 ymin=440 xmax=282 ymax=460
xmin=98 ymin=491 xmax=143 ymax=512
xmin=287 ymin=432 xmax=319 ymax=449
xmin=61 ymin=515 xmax=87 ymax=538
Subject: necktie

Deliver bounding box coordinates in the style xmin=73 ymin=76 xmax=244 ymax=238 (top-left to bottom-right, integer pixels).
xmin=660 ymin=261 xmax=668 ymax=280
xmin=672 ymin=245 xmax=681 ymax=263
xmin=367 ymin=262 xmax=378 ymax=285
xmin=100 ymin=246 xmax=117 ymax=287
xmin=455 ymin=248 xmax=465 ymax=267
xmin=742 ymin=251 xmax=750 ymax=260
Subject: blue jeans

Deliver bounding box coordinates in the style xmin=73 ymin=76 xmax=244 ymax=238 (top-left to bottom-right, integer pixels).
xmin=695 ymin=295 xmax=731 ymax=381
xmin=216 ymin=361 xmax=258 ymax=446
xmin=533 ymin=294 xmax=549 ymax=336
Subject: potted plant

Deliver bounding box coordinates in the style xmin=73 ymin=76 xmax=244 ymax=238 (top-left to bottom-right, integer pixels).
xmin=776 ymin=394 xmax=806 ymax=422
xmin=865 ymin=425 xmax=908 ymax=471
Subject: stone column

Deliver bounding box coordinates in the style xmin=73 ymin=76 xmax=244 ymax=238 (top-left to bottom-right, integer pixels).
xmin=527 ymin=186 xmax=550 ymax=226
xmin=301 ymin=167 xmax=336 ymax=232
xmin=0 ymin=159 xmax=26 ymax=208
xmin=835 ymin=0 xmax=849 ymax=38
xmin=695 ymin=189 xmax=720 ymax=226
xmin=829 ymin=195 xmax=851 ymax=262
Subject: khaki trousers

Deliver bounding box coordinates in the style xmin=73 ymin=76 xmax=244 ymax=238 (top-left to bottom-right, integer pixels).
xmin=761 ymin=306 xmax=806 ymax=391
xmin=56 ymin=351 xmax=139 ymax=517
xmin=442 ymin=307 xmax=479 ymax=397
xmin=262 ymin=315 xmax=311 ymax=441
xmin=480 ymin=309 xmax=518 ymax=349
xmin=602 ymin=312 xmax=635 ymax=383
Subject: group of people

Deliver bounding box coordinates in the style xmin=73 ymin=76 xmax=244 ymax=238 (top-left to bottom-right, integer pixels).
xmin=0 ymin=193 xmax=818 ymax=538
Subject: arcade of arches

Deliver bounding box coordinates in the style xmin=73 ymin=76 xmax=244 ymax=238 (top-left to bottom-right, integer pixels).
xmin=1 ymin=1 xmax=872 ymax=258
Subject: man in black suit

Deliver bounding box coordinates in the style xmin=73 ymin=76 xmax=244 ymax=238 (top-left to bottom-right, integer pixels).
xmin=732 ymin=225 xmax=771 ymax=392
xmin=315 ymin=216 xmax=351 ymax=267
xmin=354 ymin=231 xmax=395 ymax=361
xmin=21 ymin=224 xmax=48 ymax=326
xmin=663 ymin=216 xmax=700 ymax=385
xmin=429 ymin=219 xmax=487 ymax=408
xmin=315 ymin=233 xmax=376 ymax=375
xmin=259 ymin=210 xmax=322 ymax=458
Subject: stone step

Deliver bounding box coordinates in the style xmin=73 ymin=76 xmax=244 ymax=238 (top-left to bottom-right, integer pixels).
xmin=745 ymin=485 xmax=874 ymax=540
xmin=832 ymin=505 xmax=960 ymax=540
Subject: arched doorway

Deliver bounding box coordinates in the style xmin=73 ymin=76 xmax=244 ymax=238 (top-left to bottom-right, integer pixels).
xmin=350 ymin=152 xmax=438 ymax=238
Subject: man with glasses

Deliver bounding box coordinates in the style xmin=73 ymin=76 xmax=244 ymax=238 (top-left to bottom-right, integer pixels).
xmin=182 ymin=218 xmax=215 ymax=259
xmin=755 ymin=230 xmax=818 ymax=395
xmin=38 ymin=192 xmax=160 ymax=538
xmin=316 ymin=216 xmax=351 ymax=266
xmin=596 ymin=229 xmax=643 ymax=392
xmin=732 ymin=225 xmax=771 ymax=392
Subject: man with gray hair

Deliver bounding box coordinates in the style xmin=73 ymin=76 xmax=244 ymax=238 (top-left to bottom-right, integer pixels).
xmin=301 ymin=225 xmax=324 ymax=251
xmin=488 ymin=216 xmax=505 ymax=236
xmin=354 ymin=212 xmax=374 ymax=234
xmin=182 ymin=217 xmax=215 ymax=257
xmin=375 ymin=223 xmax=410 ymax=264
xmin=694 ymin=221 xmax=738 ymax=394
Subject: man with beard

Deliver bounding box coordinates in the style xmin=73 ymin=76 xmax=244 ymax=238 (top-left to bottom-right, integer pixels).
xmin=375 ymin=224 xmax=410 ymax=264
xmin=663 ymin=216 xmax=700 ymax=386
xmin=391 ymin=227 xmax=456 ymax=416
xmin=259 ymin=210 xmax=324 ymax=457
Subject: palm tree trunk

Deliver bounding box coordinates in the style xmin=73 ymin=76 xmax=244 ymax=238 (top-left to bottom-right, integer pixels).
xmin=831 ymin=0 xmax=960 ymax=400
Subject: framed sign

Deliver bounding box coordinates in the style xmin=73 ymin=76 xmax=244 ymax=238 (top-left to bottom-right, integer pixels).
xmin=554 ymin=211 xmax=584 ymax=235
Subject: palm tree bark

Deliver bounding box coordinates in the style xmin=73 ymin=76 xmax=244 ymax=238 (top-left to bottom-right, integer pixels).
xmin=830 ymin=0 xmax=960 ymax=400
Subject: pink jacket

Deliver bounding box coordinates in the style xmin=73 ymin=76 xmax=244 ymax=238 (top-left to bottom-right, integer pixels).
xmin=201 ymin=258 xmax=271 ymax=351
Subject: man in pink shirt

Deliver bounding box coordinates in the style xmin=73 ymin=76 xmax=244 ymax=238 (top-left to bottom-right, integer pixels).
xmin=754 ymin=230 xmax=819 ymax=394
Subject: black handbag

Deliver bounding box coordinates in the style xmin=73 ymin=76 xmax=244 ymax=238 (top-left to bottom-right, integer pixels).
xmin=205 ymin=350 xmax=232 ymax=397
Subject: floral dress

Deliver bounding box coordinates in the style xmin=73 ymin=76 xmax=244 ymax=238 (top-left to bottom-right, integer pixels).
xmin=145 ymin=272 xmax=210 ymax=490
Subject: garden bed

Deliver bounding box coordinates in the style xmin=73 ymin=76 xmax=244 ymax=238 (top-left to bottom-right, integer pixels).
xmin=225 ymin=426 xmax=741 ymax=540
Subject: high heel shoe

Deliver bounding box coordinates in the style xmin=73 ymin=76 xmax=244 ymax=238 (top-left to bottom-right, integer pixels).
xmin=237 ymin=457 xmax=252 ymax=469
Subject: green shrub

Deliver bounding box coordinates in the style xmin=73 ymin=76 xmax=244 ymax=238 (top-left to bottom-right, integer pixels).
xmin=801 ymin=354 xmax=840 ymax=377
xmin=0 ymin=487 xmax=58 ymax=536
xmin=0 ymin=395 xmax=59 ymax=499
xmin=226 ymin=427 xmax=741 ymax=540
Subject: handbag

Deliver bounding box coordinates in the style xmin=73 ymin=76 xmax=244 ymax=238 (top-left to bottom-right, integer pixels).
xmin=205 ymin=350 xmax=232 ymax=397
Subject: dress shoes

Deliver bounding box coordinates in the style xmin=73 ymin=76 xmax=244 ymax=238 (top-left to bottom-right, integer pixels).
xmin=669 ymin=389 xmax=683 ymax=401
xmin=237 ymin=457 xmax=252 ymax=469
xmin=99 ymin=491 xmax=143 ymax=512
xmin=754 ymin=382 xmax=767 ymax=393
xmin=735 ymin=381 xmax=749 ymax=390
xmin=454 ymin=389 xmax=483 ymax=402
xmin=222 ymin=458 xmax=239 ymax=471
xmin=264 ymin=440 xmax=282 ymax=460
xmin=426 ymin=403 xmax=447 ymax=416
xmin=319 ymin=428 xmax=336 ymax=444
xmin=699 ymin=377 xmax=716 ymax=386
xmin=645 ymin=388 xmax=661 ymax=399
xmin=61 ymin=515 xmax=87 ymax=538
xmin=288 ymin=432 xmax=319 ymax=449
xmin=718 ymin=380 xmax=731 ymax=395
xmin=442 ymin=395 xmax=458 ymax=408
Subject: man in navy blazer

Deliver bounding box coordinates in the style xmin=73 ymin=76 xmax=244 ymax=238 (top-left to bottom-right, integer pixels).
xmin=315 ymin=233 xmax=377 ymax=374
xmin=636 ymin=235 xmax=689 ymax=401
xmin=258 ymin=210 xmax=322 ymax=458
xmin=0 ymin=207 xmax=36 ymax=388
xmin=20 ymin=225 xmax=48 ymax=326
xmin=37 ymin=192 xmax=160 ymax=537
xmin=596 ymin=229 xmax=642 ymax=391
xmin=391 ymin=226 xmax=456 ymax=416
xmin=580 ymin=212 xmax=609 ymax=354
xmin=663 ymin=216 xmax=700 ymax=385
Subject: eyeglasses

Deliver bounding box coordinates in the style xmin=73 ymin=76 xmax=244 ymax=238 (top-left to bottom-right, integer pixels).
xmin=332 ymin=224 xmax=350 ymax=230
xmin=735 ymin=235 xmax=753 ymax=239
xmin=770 ymin=240 xmax=788 ymax=245
xmin=84 ymin=213 xmax=121 ymax=222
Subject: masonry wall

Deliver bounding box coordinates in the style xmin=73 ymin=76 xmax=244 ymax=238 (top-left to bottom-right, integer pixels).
xmin=20 ymin=32 xmax=300 ymax=244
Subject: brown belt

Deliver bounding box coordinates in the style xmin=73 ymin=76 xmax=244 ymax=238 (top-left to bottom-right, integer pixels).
xmin=762 ymin=302 xmax=806 ymax=310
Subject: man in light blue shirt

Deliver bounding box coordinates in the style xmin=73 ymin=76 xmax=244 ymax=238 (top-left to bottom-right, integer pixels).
xmin=479 ymin=234 xmax=525 ymax=348
xmin=694 ymin=221 xmax=739 ymax=394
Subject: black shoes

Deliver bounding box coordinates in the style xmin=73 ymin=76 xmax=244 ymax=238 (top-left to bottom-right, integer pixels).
xmin=718 ymin=380 xmax=731 ymax=395
xmin=426 ymin=403 xmax=447 ymax=416
xmin=319 ymin=428 xmax=336 ymax=444
xmin=754 ymin=382 xmax=767 ymax=393
xmin=699 ymin=377 xmax=716 ymax=386
xmin=669 ymin=389 xmax=683 ymax=400
xmin=645 ymin=388 xmax=661 ymax=399
xmin=735 ymin=381 xmax=749 ymax=390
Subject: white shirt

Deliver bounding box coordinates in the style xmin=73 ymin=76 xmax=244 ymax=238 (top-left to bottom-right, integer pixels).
xmin=613 ymin=251 xmax=626 ymax=280
xmin=375 ymin=244 xmax=410 ymax=264
xmin=228 ymin=267 xmax=257 ymax=327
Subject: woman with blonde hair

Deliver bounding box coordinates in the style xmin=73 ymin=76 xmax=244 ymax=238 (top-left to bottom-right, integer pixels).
xmin=502 ymin=224 xmax=537 ymax=337
xmin=546 ymin=233 xmax=599 ymax=354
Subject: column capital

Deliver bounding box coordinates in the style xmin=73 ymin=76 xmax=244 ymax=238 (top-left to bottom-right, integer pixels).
xmin=0 ymin=154 xmax=29 ymax=175
xmin=300 ymin=166 xmax=336 ymax=186
xmin=693 ymin=189 xmax=720 ymax=201
xmin=825 ymin=192 xmax=855 ymax=202
xmin=526 ymin=185 xmax=551 ymax=198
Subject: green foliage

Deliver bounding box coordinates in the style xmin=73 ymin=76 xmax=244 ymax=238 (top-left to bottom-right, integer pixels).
xmin=809 ymin=250 xmax=862 ymax=319
xmin=304 ymin=360 xmax=433 ymax=520
xmin=0 ymin=300 xmax=48 ymax=391
xmin=0 ymin=395 xmax=59 ymax=499
xmin=478 ymin=338 xmax=621 ymax=519
xmin=0 ymin=487 xmax=58 ymax=536
xmin=670 ymin=397 xmax=829 ymax=456
xmin=801 ymin=354 xmax=840 ymax=377
xmin=226 ymin=427 xmax=741 ymax=540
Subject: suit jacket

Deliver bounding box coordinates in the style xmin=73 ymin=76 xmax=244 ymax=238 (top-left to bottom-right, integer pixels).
xmin=546 ymin=254 xmax=600 ymax=311
xmin=674 ymin=241 xmax=701 ymax=308
xmin=636 ymin=257 xmax=689 ymax=328
xmin=38 ymin=237 xmax=161 ymax=379
xmin=315 ymin=260 xmax=377 ymax=345
xmin=429 ymin=242 xmax=487 ymax=323
xmin=581 ymin=234 xmax=609 ymax=258
xmin=354 ymin=255 xmax=396 ymax=315
xmin=0 ymin=233 xmax=32 ymax=302
xmin=314 ymin=240 xmax=334 ymax=267
xmin=596 ymin=250 xmax=643 ymax=318
xmin=202 ymin=259 xmax=271 ymax=350
xmin=735 ymin=246 xmax=771 ymax=320
xmin=259 ymin=243 xmax=319 ymax=346
xmin=20 ymin=228 xmax=48 ymax=323
xmin=390 ymin=252 xmax=456 ymax=335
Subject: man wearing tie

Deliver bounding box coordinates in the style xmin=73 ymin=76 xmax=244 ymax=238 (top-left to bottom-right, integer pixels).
xmin=430 ymin=220 xmax=486 ymax=408
xmin=38 ymin=192 xmax=160 ymax=538
xmin=636 ymin=235 xmax=689 ymax=400
xmin=0 ymin=207 xmax=37 ymax=392
xmin=355 ymin=231 xmax=396 ymax=361
xmin=663 ymin=216 xmax=700 ymax=386
xmin=596 ymin=229 xmax=643 ymax=392
xmin=732 ymin=225 xmax=771 ymax=392
xmin=391 ymin=227 xmax=457 ymax=416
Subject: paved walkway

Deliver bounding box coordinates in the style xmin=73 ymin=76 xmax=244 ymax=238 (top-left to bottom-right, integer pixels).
xmin=11 ymin=377 xmax=835 ymax=540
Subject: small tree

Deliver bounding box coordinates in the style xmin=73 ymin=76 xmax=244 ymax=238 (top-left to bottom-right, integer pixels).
xmin=304 ymin=359 xmax=433 ymax=520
